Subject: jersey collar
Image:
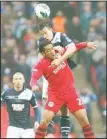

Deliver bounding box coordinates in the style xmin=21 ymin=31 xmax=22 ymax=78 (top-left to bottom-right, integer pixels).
xmin=50 ymin=32 xmax=56 ymax=42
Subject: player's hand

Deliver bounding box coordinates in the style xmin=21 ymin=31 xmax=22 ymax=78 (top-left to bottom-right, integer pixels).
xmin=34 ymin=121 xmax=40 ymax=130
xmin=51 ymin=58 xmax=62 ymax=67
xmin=54 ymin=46 xmax=64 ymax=54
xmin=87 ymin=42 xmax=97 ymax=50
xmin=32 ymin=85 xmax=39 ymax=92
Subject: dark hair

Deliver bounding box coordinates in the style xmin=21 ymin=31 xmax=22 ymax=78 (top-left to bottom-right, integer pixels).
xmin=38 ymin=38 xmax=51 ymax=53
xmin=38 ymin=19 xmax=52 ymax=31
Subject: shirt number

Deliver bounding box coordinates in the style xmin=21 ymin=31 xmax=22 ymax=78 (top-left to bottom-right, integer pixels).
xmin=76 ymin=98 xmax=83 ymax=106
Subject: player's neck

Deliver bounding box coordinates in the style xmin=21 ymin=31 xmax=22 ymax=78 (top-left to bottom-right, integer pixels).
xmin=50 ymin=32 xmax=55 ymax=42
xmin=14 ymin=86 xmax=24 ymax=92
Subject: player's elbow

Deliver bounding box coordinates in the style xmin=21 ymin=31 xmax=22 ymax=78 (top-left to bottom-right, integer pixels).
xmin=65 ymin=44 xmax=77 ymax=58
xmin=66 ymin=43 xmax=77 ymax=53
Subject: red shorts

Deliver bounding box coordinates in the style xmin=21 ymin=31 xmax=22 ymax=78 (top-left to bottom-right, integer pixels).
xmin=45 ymin=86 xmax=85 ymax=113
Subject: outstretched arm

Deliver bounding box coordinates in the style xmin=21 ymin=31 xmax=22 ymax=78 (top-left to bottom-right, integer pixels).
xmin=51 ymin=42 xmax=97 ymax=67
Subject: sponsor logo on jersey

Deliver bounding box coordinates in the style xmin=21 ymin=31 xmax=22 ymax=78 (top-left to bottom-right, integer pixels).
xmin=48 ymin=101 xmax=54 ymax=107
xmin=12 ymin=104 xmax=25 ymax=111
xmin=53 ymin=61 xmax=66 ymax=74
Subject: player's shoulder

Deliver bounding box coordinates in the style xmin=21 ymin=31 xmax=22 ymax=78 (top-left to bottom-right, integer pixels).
xmin=23 ymin=88 xmax=34 ymax=99
xmin=60 ymin=33 xmax=69 ymax=38
xmin=24 ymin=88 xmax=36 ymax=99
xmin=1 ymin=88 xmax=14 ymax=97
xmin=24 ymin=88 xmax=33 ymax=94
xmin=37 ymin=57 xmax=48 ymax=65
xmin=4 ymin=88 xmax=14 ymax=94
xmin=55 ymin=32 xmax=70 ymax=40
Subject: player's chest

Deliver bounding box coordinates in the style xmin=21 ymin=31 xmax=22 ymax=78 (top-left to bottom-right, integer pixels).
xmin=44 ymin=60 xmax=67 ymax=76
xmin=51 ymin=33 xmax=62 ymax=46
xmin=5 ymin=91 xmax=31 ymax=102
xmin=5 ymin=94 xmax=29 ymax=111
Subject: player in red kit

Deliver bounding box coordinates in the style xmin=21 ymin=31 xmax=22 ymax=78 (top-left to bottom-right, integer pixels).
xmin=30 ymin=39 xmax=96 ymax=138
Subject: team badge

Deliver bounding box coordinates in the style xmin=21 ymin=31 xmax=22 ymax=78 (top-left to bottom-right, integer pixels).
xmin=48 ymin=101 xmax=54 ymax=107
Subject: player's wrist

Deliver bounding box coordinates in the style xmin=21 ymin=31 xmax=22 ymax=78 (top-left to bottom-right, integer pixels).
xmin=75 ymin=42 xmax=87 ymax=50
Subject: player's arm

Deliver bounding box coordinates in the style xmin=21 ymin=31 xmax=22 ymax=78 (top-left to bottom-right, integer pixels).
xmin=59 ymin=42 xmax=96 ymax=62
xmin=51 ymin=33 xmax=97 ymax=67
xmin=30 ymin=62 xmax=43 ymax=92
xmin=30 ymin=92 xmax=41 ymax=129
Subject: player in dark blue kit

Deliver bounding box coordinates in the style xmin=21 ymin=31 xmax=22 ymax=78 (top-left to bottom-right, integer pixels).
xmin=1 ymin=72 xmax=41 ymax=138
xmin=37 ymin=21 xmax=77 ymax=70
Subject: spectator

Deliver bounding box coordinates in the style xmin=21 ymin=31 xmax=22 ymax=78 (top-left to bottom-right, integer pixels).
xmin=26 ymin=49 xmax=38 ymax=68
xmin=87 ymin=27 xmax=97 ymax=41
xmin=96 ymin=58 xmax=106 ymax=114
xmin=92 ymin=34 xmax=106 ymax=63
xmin=67 ymin=16 xmax=84 ymax=42
xmin=52 ymin=11 xmax=67 ymax=33
xmin=96 ymin=2 xmax=106 ymax=20
xmin=79 ymin=88 xmax=97 ymax=123
xmin=80 ymin=3 xmax=93 ymax=38
xmin=15 ymin=54 xmax=31 ymax=88
xmin=1 ymin=75 xmax=12 ymax=91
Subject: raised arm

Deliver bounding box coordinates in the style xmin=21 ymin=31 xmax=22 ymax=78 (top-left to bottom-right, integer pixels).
xmin=51 ymin=42 xmax=97 ymax=67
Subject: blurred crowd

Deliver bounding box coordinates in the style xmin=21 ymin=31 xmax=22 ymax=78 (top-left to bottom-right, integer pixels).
xmin=1 ymin=1 xmax=106 ymax=137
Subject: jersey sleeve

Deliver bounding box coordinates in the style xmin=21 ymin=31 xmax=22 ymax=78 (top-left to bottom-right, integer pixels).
xmin=30 ymin=61 xmax=43 ymax=88
xmin=30 ymin=92 xmax=38 ymax=108
xmin=1 ymin=91 xmax=6 ymax=104
xmin=60 ymin=33 xmax=74 ymax=47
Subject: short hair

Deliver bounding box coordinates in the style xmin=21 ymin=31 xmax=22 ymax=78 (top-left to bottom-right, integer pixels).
xmin=38 ymin=39 xmax=51 ymax=53
xmin=13 ymin=72 xmax=24 ymax=79
xmin=38 ymin=19 xmax=52 ymax=31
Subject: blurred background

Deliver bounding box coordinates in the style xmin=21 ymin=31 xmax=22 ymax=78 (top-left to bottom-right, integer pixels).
xmin=1 ymin=1 xmax=106 ymax=138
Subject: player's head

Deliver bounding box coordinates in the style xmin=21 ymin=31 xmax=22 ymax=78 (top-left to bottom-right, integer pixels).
xmin=39 ymin=39 xmax=55 ymax=59
xmin=12 ymin=72 xmax=25 ymax=91
xmin=38 ymin=21 xmax=53 ymax=41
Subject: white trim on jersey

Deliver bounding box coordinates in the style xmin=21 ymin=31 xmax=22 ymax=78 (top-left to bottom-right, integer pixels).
xmin=32 ymin=105 xmax=38 ymax=108
xmin=51 ymin=32 xmax=61 ymax=44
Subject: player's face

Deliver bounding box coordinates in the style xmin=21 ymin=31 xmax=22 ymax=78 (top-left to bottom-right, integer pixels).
xmin=40 ymin=27 xmax=53 ymax=41
xmin=43 ymin=44 xmax=56 ymax=59
xmin=12 ymin=74 xmax=25 ymax=90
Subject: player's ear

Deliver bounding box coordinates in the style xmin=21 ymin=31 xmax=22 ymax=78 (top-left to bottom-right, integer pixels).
xmin=23 ymin=78 xmax=25 ymax=83
xmin=12 ymin=79 xmax=14 ymax=84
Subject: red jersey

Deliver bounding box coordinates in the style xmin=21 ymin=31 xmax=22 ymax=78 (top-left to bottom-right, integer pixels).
xmin=30 ymin=51 xmax=75 ymax=92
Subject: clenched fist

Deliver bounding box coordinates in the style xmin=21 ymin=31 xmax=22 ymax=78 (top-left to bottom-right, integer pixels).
xmin=31 ymin=85 xmax=39 ymax=92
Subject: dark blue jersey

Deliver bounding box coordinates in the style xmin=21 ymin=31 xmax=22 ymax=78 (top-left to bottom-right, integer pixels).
xmin=1 ymin=88 xmax=37 ymax=129
xmin=37 ymin=32 xmax=77 ymax=69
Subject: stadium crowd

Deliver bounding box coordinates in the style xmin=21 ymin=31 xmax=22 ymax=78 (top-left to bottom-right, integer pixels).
xmin=1 ymin=1 xmax=106 ymax=138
